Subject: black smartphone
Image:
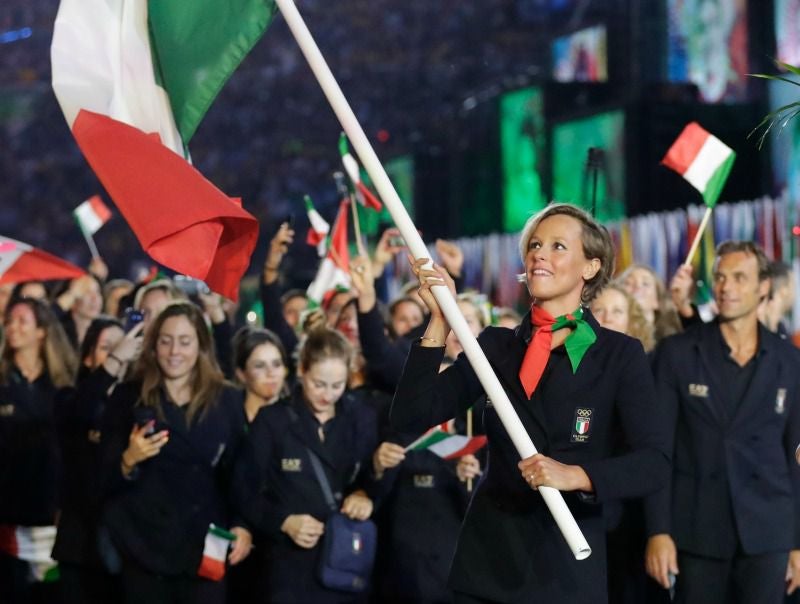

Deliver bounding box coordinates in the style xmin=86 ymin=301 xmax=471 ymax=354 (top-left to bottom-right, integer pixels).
xmin=123 ymin=308 xmax=144 ymax=332
xmin=284 ymin=213 xmax=295 ymax=228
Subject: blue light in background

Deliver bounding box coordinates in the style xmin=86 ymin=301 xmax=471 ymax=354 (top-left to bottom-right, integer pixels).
xmin=0 ymin=28 xmax=33 ymax=44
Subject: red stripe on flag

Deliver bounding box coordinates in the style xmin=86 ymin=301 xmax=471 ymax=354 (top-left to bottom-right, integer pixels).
xmin=72 ymin=110 xmax=258 ymax=301
xmin=197 ymin=555 xmax=226 ymax=581
xmin=87 ymin=195 xmax=112 ymax=223
xmin=356 ymin=182 xmax=382 ymax=211
xmin=442 ymin=435 xmax=488 ymax=460
xmin=0 ymin=525 xmax=18 ymax=557
xmin=0 ymin=249 xmax=85 ymax=285
xmin=661 ymin=122 xmax=710 ymax=175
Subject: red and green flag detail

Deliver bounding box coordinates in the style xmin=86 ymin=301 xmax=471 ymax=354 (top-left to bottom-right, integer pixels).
xmin=197 ymin=524 xmax=236 ymax=581
xmin=305 ymin=195 xmax=330 ymax=257
xmin=405 ymin=421 xmax=488 ymax=460
xmin=0 ymin=525 xmax=59 ymax=581
xmin=306 ymin=199 xmax=351 ymax=306
xmin=73 ymin=195 xmax=112 ymax=236
xmin=339 ymin=133 xmax=383 ymax=211
xmin=661 ymin=122 xmax=736 ymax=208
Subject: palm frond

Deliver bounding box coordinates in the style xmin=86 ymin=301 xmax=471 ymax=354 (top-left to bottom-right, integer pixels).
xmin=749 ymin=60 xmax=800 ymax=149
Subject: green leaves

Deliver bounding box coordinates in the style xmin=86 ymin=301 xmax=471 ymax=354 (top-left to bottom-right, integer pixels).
xmin=748 ymin=60 xmax=800 ymax=149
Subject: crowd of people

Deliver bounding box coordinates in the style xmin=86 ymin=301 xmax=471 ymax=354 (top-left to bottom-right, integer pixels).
xmin=1 ymin=201 xmax=799 ymax=604
xmin=1 ymin=0 xmax=551 ymax=283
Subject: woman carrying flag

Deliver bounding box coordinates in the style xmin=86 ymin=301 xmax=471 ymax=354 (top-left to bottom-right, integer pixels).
xmin=392 ymin=203 xmax=670 ymax=604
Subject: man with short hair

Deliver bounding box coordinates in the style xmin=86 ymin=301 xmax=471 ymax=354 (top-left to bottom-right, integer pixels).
xmin=645 ymin=241 xmax=800 ymax=604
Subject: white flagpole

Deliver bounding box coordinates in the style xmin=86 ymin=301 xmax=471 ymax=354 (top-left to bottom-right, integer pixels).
xmin=683 ymin=206 xmax=712 ymax=266
xmin=80 ymin=225 xmax=100 ymax=259
xmin=274 ymin=0 xmax=591 ymax=560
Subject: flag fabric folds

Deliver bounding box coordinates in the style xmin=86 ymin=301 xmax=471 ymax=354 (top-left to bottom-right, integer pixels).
xmin=661 ymin=122 xmax=736 ymax=208
xmin=305 ymin=195 xmax=330 ymax=257
xmin=52 ymin=0 xmax=276 ymax=154
xmin=0 ymin=236 xmax=85 ymax=285
xmin=148 ymin=0 xmax=277 ymax=144
xmin=307 ymin=199 xmax=351 ymax=305
xmin=72 ymin=110 xmax=258 ymax=301
xmin=197 ymin=524 xmax=236 ymax=581
xmin=51 ymin=0 xmax=185 ymax=156
xmin=73 ymin=195 xmax=112 ymax=236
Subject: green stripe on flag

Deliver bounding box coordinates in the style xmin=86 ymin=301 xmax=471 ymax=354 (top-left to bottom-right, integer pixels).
xmin=209 ymin=523 xmax=237 ymax=541
xmin=148 ymin=0 xmax=277 ymax=144
xmin=701 ymin=152 xmax=735 ymax=208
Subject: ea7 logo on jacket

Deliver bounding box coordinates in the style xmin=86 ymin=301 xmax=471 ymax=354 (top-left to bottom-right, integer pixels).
xmin=281 ymin=458 xmax=302 ymax=472
xmin=571 ymin=408 xmax=593 ymax=443
xmin=689 ymin=383 xmax=709 ymax=398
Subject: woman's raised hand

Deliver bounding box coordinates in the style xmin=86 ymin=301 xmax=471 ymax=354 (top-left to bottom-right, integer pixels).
xmin=408 ymin=256 xmax=457 ymax=320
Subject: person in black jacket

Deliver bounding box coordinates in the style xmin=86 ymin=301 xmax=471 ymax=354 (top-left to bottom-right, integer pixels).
xmin=0 ymin=298 xmax=77 ymax=604
xmin=53 ymin=315 xmax=143 ymax=604
xmin=99 ymin=301 xmax=252 ymax=604
xmin=645 ymin=241 xmax=800 ymax=604
xmin=392 ymin=203 xmax=670 ymax=604
xmin=236 ymin=327 xmax=380 ymax=603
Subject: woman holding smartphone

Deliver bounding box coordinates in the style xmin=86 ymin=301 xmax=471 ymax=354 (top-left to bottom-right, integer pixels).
xmin=99 ymin=301 xmax=252 ymax=604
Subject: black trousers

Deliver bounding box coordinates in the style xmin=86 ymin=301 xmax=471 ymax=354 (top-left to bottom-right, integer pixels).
xmin=0 ymin=555 xmax=60 ymax=604
xmin=121 ymin=561 xmax=225 ymax=604
xmin=59 ymin=561 xmax=121 ymax=604
xmin=675 ymin=550 xmax=788 ymax=604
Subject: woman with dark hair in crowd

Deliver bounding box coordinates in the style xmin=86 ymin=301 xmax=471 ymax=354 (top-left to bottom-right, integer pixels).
xmin=392 ymin=203 xmax=669 ymax=603
xmin=52 ymin=315 xmax=143 ymax=604
xmin=99 ymin=301 xmax=252 ymax=604
xmin=227 ymin=326 xmax=292 ymax=604
xmin=232 ymin=327 xmax=291 ymax=423
xmin=0 ymin=298 xmax=77 ymax=603
xmin=236 ymin=326 xmax=380 ymax=603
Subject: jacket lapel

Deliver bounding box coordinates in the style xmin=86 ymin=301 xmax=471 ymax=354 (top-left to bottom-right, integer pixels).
xmin=730 ymin=325 xmax=781 ymax=428
xmin=287 ymin=393 xmax=338 ymax=469
xmin=695 ymin=324 xmax=732 ymax=426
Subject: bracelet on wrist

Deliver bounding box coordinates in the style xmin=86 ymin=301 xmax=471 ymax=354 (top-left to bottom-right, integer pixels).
xmin=420 ymin=337 xmax=444 ymax=346
xmin=108 ymin=354 xmax=123 ymax=365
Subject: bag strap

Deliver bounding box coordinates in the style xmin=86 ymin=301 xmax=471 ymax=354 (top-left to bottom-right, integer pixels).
xmin=306 ymin=447 xmax=338 ymax=512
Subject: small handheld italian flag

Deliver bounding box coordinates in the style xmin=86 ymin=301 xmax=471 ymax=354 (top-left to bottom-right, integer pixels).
xmin=661 ymin=122 xmax=735 ymax=209
xmin=662 ymin=122 xmax=735 ymax=266
xmin=72 ymin=195 xmax=112 ymax=236
xmin=305 ymin=195 xmax=330 ymax=257
xmin=404 ymin=421 xmax=488 ymax=460
xmin=197 ymin=524 xmax=236 ymax=581
xmin=339 ymin=133 xmax=382 ymax=211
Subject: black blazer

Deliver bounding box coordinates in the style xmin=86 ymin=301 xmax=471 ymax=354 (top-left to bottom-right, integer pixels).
xmin=391 ymin=310 xmax=670 ymax=604
xmin=52 ymin=366 xmax=117 ymax=567
xmin=0 ymin=368 xmax=59 ymax=526
xmin=99 ymin=383 xmax=249 ymax=576
xmin=234 ymin=388 xmax=380 ymax=603
xmin=645 ymin=321 xmax=800 ymax=558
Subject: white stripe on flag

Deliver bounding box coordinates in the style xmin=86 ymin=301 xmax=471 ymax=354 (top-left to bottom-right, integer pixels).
xmin=74 ymin=202 xmax=104 ymax=234
xmin=428 ymin=435 xmax=470 ymax=458
xmin=0 ymin=237 xmax=31 ymax=280
xmin=682 ymin=136 xmax=733 ymax=194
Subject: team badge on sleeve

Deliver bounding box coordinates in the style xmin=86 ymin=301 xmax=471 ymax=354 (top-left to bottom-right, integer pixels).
xmin=571 ymin=408 xmax=593 ymax=443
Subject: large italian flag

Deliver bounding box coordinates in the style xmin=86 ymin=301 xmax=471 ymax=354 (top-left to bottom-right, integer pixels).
xmin=661 ymin=122 xmax=736 ymax=208
xmin=51 ymin=0 xmax=276 ymax=300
